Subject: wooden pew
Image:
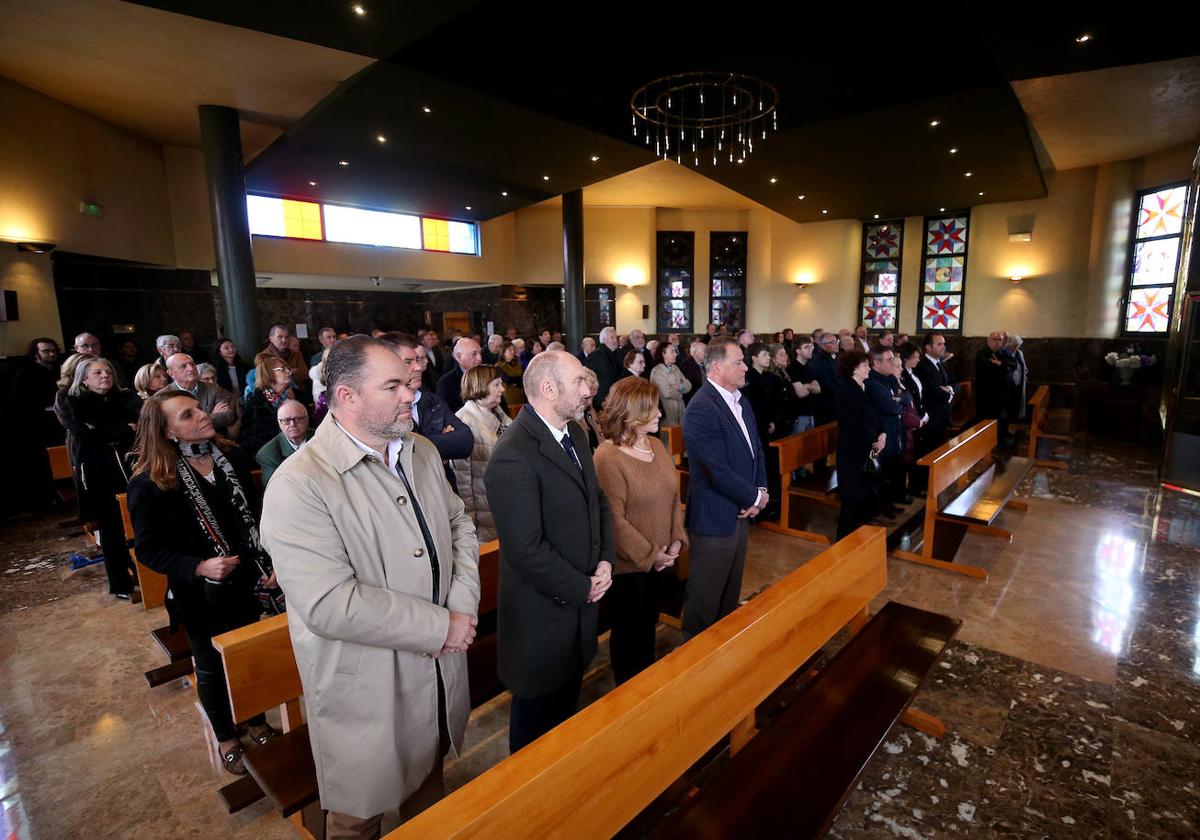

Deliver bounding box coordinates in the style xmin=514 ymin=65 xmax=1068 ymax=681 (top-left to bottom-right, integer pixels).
xmin=758 ymin=422 xmax=838 ymax=545
xmin=893 ymin=420 xmax=1033 ymax=580
xmin=47 ymin=445 xmax=73 ymax=481
xmin=212 ymin=539 xmax=503 ymax=835
xmin=385 ymin=527 xmax=958 ymax=840
xmin=947 ymin=380 xmax=974 ymax=435
xmin=661 ymin=424 xmax=688 ymax=499
xmin=1026 ymin=384 xmax=1070 ymax=470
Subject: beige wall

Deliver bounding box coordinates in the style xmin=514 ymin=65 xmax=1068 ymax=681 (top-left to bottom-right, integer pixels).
xmin=0 ymin=250 xmax=61 ymax=354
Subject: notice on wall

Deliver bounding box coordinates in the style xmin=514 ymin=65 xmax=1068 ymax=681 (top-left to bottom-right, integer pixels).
xmin=486 ymin=321 xmax=494 ymax=337
xmin=295 ymin=324 xmax=308 ymax=339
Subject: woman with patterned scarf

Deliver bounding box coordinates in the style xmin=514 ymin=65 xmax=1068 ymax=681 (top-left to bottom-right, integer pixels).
xmin=240 ymin=353 xmax=305 ymax=455
xmin=128 ymin=390 xmax=284 ymax=776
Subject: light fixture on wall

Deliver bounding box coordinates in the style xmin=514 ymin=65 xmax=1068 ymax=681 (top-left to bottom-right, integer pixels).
xmin=13 ymin=241 xmax=57 ymax=254
xmin=793 ymin=272 xmax=814 ymax=289
xmin=616 ymin=266 xmax=644 ymax=288
xmin=1009 ymin=275 xmax=1025 ymax=284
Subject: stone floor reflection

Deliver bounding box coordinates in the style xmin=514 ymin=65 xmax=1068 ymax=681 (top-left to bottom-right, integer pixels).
xmin=1 ymin=435 xmax=1197 ymax=838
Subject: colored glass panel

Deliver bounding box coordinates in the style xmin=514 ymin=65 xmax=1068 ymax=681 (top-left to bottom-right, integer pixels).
xmin=924 ymin=256 xmax=964 ymax=292
xmin=862 ymin=296 xmax=896 ymax=329
xmin=282 ymin=199 xmax=323 ymax=240
xmin=926 ymin=217 xmax=968 ymax=254
xmin=447 ymin=221 xmax=477 ymax=254
xmin=1125 ymin=287 xmax=1172 ymax=333
xmin=1137 ymin=186 xmax=1186 ymax=238
xmin=1131 ymin=239 xmax=1180 ymax=287
xmin=865 ymin=224 xmax=900 ymax=258
xmin=921 ymin=294 xmax=961 ymax=330
xmin=323 ymin=204 xmax=422 ymax=249
xmin=423 ymin=218 xmax=450 ymax=251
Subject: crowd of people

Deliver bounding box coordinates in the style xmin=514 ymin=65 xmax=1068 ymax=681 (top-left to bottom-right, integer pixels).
xmin=2 ymin=316 xmax=1027 ymax=840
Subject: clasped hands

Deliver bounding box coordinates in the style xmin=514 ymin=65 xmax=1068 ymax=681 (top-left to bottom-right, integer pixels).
xmin=440 ymin=611 xmax=478 ymax=656
xmin=739 ymin=489 xmax=769 ymax=519
xmin=587 ymin=560 xmax=613 ymax=603
xmin=652 ymin=540 xmax=682 ymax=572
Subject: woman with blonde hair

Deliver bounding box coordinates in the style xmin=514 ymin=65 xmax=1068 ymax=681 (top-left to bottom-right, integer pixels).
xmin=133 ymin=362 xmax=168 ymax=401
xmin=451 ymin=365 xmax=511 ymax=542
xmin=593 ymin=376 xmax=687 ymax=684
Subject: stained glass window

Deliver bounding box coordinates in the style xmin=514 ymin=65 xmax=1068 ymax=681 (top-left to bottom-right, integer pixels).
xmin=920 ymin=213 xmax=970 ymax=333
xmin=859 ymin=221 xmax=904 ymax=329
xmin=656 ymin=232 xmax=694 ymax=332
xmin=1122 ymin=182 xmax=1189 ymax=335
xmin=710 ymin=232 xmax=747 ymax=331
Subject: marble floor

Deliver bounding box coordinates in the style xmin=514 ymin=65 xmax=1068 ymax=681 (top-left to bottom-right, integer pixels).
xmin=1 ymin=434 xmax=1198 ymax=838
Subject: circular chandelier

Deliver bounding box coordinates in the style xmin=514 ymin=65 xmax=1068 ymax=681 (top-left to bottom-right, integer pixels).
xmin=631 ymin=71 xmax=779 ymax=167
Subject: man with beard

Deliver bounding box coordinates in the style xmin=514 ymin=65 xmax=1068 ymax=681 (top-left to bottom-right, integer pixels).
xmin=485 ymin=351 xmax=615 ymax=753
xmin=261 ymin=335 xmax=480 ymax=840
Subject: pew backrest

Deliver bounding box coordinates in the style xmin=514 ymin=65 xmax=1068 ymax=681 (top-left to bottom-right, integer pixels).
xmin=1027 ymin=385 xmax=1049 ymax=459
xmin=771 ymin=422 xmax=837 ymax=476
xmin=918 ymin=419 xmax=997 ymax=499
xmin=386 ymin=526 xmax=889 ymax=840
xmin=47 ymin=445 xmax=72 ymax=481
xmin=662 ymin=424 xmax=685 ymax=465
xmin=116 ymin=493 xmax=169 ymax=610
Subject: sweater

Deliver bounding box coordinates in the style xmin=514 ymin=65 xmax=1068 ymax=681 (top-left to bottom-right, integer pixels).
xmin=593 ymin=438 xmax=688 ymax=574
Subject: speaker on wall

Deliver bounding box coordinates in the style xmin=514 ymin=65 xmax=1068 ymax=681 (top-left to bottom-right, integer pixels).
xmin=0 ymin=290 xmax=18 ymax=322
xmin=642 ymin=304 xmax=650 ymax=319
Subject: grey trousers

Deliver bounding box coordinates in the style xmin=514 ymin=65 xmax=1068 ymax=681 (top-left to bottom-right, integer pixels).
xmin=682 ymin=519 xmax=750 ymax=640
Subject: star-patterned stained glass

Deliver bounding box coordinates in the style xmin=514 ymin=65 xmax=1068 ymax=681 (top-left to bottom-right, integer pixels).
xmin=920 ymin=212 xmax=970 ymax=333
xmin=1122 ymin=182 xmax=1188 ymax=336
xmin=859 ymin=221 xmax=904 ymax=330
xmin=656 ymin=231 xmax=694 ymax=332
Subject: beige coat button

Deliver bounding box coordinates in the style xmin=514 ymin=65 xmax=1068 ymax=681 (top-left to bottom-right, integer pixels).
xmin=413 ymin=548 xmax=424 ymax=557
xmin=398 ymin=497 xmax=408 ymax=506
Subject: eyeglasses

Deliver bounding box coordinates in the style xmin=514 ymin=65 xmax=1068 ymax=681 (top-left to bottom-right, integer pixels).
xmin=271 ymin=367 xmax=287 ymax=373
xmin=278 ymin=417 xmax=306 ymax=425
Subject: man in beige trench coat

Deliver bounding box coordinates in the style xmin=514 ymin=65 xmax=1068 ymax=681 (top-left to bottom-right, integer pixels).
xmin=262 ymin=335 xmax=480 ymax=840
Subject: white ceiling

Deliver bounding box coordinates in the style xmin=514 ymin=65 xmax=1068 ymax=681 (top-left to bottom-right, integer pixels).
xmin=0 ymin=0 xmax=372 ymax=158
xmin=1014 ymin=56 xmax=1200 ymax=171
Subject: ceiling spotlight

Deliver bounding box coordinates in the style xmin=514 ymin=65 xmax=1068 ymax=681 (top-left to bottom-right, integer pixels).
xmin=949 ymin=147 xmax=958 ymax=154
xmin=501 ymin=190 xmax=508 ymax=197
xmin=964 ymin=171 xmax=973 ymax=177
xmin=736 ymin=158 xmax=744 ymax=164
xmin=422 ymin=106 xmax=432 ymax=114
xmin=797 ymin=194 xmax=806 ymax=200
xmin=590 ymin=155 xmax=600 ymax=162
xmin=376 ymin=134 xmax=387 ymax=144
xmin=307 ymin=180 xmax=317 ymax=186
xmin=542 ymin=175 xmax=550 ymax=181
xmin=821 ymin=209 xmax=829 ymax=215
xmin=929 ymin=119 xmax=940 ymax=127
xmin=873 ymin=214 xmax=880 ymax=219
xmin=338 ymin=160 xmax=350 ymax=166
xmin=465 ymin=206 xmax=472 ymax=210
xmin=1075 ymin=33 xmax=1092 ymax=43
xmin=939 ymin=207 xmax=946 ymax=212
xmin=351 ymin=4 xmax=366 ymax=15
xmin=769 ymin=177 xmax=778 ymax=184
xmin=978 ymin=191 xmax=985 ymax=196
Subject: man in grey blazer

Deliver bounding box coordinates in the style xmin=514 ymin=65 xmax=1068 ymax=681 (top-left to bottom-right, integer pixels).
xmin=485 ymin=351 xmax=615 ymax=753
xmin=165 ymin=352 xmax=240 ymax=437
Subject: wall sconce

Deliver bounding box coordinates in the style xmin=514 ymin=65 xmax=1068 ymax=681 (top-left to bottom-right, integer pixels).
xmin=1009 ymin=275 xmax=1030 ymax=284
xmin=793 ymin=272 xmax=814 ymax=289
xmin=13 ymin=241 xmax=57 ymax=254
xmin=616 ymin=266 xmax=644 ymax=288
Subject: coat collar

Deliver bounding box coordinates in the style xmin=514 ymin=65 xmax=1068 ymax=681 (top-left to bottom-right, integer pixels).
xmin=514 ymin=405 xmax=587 ymax=493
xmin=315 ymin=412 xmax=414 ymax=477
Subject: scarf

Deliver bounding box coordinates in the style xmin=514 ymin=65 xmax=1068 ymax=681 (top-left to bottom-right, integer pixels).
xmin=264 ymin=384 xmax=293 ymax=409
xmin=176 ymin=448 xmax=284 ymax=614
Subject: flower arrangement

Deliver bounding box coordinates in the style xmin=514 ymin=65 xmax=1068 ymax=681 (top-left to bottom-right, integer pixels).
xmin=1105 ymin=347 xmax=1156 ymax=383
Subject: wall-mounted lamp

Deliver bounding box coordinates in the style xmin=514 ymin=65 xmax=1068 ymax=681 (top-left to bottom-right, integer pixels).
xmin=14 ymin=241 xmax=57 ymax=254
xmin=793 ymin=272 xmax=814 ymax=290
xmin=616 ymin=266 xmax=644 ymax=288
xmin=1009 ymin=275 xmax=1024 ymax=284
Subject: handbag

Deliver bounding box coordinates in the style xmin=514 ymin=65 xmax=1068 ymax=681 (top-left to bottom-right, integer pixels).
xmin=863 ymin=450 xmax=881 ymax=473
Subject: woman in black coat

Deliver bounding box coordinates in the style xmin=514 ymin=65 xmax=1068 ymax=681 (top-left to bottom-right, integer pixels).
xmin=835 ymin=350 xmax=887 ymax=539
xmin=62 ymin=358 xmax=141 ymax=596
xmin=213 ymin=337 xmax=253 ymax=398
xmin=239 ymin=355 xmax=303 ymax=455
xmin=128 ymin=390 xmax=279 ymax=775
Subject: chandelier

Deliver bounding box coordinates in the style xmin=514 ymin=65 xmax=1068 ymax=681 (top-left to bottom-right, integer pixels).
xmin=631 ymin=71 xmax=779 ymax=167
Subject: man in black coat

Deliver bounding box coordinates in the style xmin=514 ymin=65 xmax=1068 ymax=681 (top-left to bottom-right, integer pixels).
xmin=808 ymin=332 xmax=841 ymax=426
xmin=435 ymin=337 xmax=483 ymax=413
xmin=392 ymin=336 xmax=474 ymax=492
xmin=485 ymin=351 xmax=615 ymax=753
xmin=418 ymin=329 xmax=446 ymax=392
xmin=974 ymin=330 xmax=1012 ymax=443
xmin=915 ymin=332 xmax=955 ymax=455
xmin=678 ymin=339 xmax=706 ymax=405
xmin=585 ymin=326 xmax=625 ymax=410
xmin=865 ymin=348 xmax=906 ymax=506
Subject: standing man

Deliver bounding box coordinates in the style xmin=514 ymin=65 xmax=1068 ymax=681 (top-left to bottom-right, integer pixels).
xmin=809 ymin=332 xmax=841 ymax=426
xmin=678 ymin=339 xmax=706 ymax=405
xmin=736 ymin=329 xmax=756 ymax=367
xmin=974 ymin=330 xmax=1011 ymax=444
xmin=681 ymin=337 xmax=767 ymax=640
xmin=419 ymin=329 xmax=445 ymax=392
xmin=310 ymin=326 xmax=337 ymax=367
xmin=254 ymin=399 xmax=313 ymax=485
xmin=256 ymin=324 xmax=307 ymax=384
xmin=915 ymin=333 xmax=955 ymax=455
xmin=261 ymin=335 xmax=480 ymax=840
xmin=585 ymin=326 xmax=624 ymax=410
xmin=390 ymin=334 xmax=474 ymax=491
xmin=621 ymin=329 xmax=654 ymax=372
xmin=74 ymin=332 xmax=101 ymax=356
xmin=576 ymin=336 xmax=596 ymax=365
xmin=154 ymin=334 xmax=182 ymax=368
xmin=483 ymin=334 xmax=504 ymax=365
xmin=854 ymin=324 xmax=872 ymax=353
xmin=435 ymin=337 xmax=483 ymax=413
xmin=485 ymin=351 xmax=614 ymax=753
xmin=165 ymin=353 xmax=240 ymax=438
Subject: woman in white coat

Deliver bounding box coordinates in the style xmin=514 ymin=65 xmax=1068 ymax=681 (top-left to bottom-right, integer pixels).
xmin=452 ymin=365 xmax=511 ymax=542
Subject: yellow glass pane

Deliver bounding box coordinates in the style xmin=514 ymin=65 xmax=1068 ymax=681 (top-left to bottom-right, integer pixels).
xmin=423 ymin=218 xmax=449 ymax=251
xmin=281 ymin=199 xmax=322 ymax=240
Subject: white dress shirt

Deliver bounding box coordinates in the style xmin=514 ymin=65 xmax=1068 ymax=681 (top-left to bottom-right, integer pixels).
xmin=335 ymin=418 xmax=405 ymax=474
xmin=707 ymin=378 xmax=753 ymax=458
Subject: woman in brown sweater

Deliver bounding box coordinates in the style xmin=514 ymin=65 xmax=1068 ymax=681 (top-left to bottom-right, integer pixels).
xmin=594 ymin=376 xmax=688 ymax=684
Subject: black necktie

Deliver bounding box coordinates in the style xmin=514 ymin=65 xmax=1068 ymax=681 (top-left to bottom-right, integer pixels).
xmin=559 ymin=429 xmax=583 ymax=473
xmin=393 ymin=457 xmax=440 ymax=603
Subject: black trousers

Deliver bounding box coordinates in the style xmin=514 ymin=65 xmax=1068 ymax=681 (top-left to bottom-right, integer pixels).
xmin=183 ymin=588 xmax=267 ymax=742
xmin=508 ymin=660 xmax=583 ymax=754
xmin=682 ymin=520 xmax=749 ymax=641
xmin=608 ymin=570 xmax=667 ymax=685
xmin=94 ymin=496 xmax=135 ymax=595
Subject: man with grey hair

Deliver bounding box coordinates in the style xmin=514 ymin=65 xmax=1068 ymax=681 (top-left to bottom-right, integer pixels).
xmin=585 ymin=326 xmax=624 ymax=409
xmin=435 ymin=337 xmax=483 ymax=413
xmin=622 ymin=328 xmax=654 ymax=373
xmin=262 ymin=335 xmax=479 ymax=839
xmin=576 ymin=335 xmax=596 ymax=365
xmin=255 ymin=399 xmax=313 ymax=485
xmin=483 ymin=333 xmax=504 ymax=365
xmin=680 ymin=336 xmax=767 ymax=640
xmin=679 ymin=338 xmax=706 ymax=404
xmin=155 ymin=334 xmax=181 ymax=367
xmin=74 ymin=332 xmax=101 ymax=356
xmin=165 ymin=352 xmax=240 ymax=437
xmin=486 ymin=350 xmax=614 ymax=753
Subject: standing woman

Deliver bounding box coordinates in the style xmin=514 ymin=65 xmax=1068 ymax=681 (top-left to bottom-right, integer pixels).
xmin=213 ymin=337 xmax=252 ymax=397
xmin=495 ymin=342 xmax=525 ymax=407
xmin=593 ymin=377 xmax=687 ymax=684
xmin=649 ymin=342 xmax=691 ymax=428
xmin=835 ymin=350 xmax=886 ymax=539
xmin=128 ymin=391 xmax=279 ymax=775
xmin=62 ymin=358 xmax=141 ymax=598
xmin=240 ymin=355 xmax=301 ymax=454
xmin=624 ymin=349 xmax=647 ymax=380
xmin=451 ymin=365 xmax=511 ymax=542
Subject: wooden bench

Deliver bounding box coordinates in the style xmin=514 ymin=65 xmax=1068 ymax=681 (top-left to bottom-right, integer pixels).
xmin=47 ymin=445 xmax=73 ymax=481
xmin=211 ymin=539 xmax=503 ymax=834
xmin=661 ymin=424 xmax=689 ymax=500
xmin=758 ymin=422 xmax=838 ymax=545
xmin=947 ymin=379 xmax=974 ymax=435
xmin=384 ymin=526 xmax=957 ymax=840
xmin=1026 ymin=384 xmax=1070 ymax=470
xmin=893 ymin=420 xmax=1033 ymax=580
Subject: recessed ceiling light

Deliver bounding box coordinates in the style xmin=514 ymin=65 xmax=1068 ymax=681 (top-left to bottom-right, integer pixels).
xmin=798 ymin=194 xmax=806 ymax=200
xmin=736 ymin=158 xmax=744 ymax=164
xmin=1076 ymin=33 xmax=1092 ymax=43
xmin=465 ymin=206 xmax=472 ymax=210
xmin=307 ymin=180 xmax=317 ymax=186
xmin=821 ymin=209 xmax=829 ymax=215
xmin=590 ymin=155 xmax=600 ymax=162
xmin=769 ymin=177 xmax=777 ymax=184
xmin=949 ymin=147 xmax=958 ymax=154
xmin=376 ymin=134 xmax=387 ymax=144
xmin=338 ymin=160 xmax=350 ymax=166
xmin=929 ymin=119 xmax=940 ymax=127
xmin=422 ymin=106 xmax=432 ymax=114
xmin=978 ymin=191 xmax=985 ymax=196
xmin=542 ymin=175 xmax=550 ymax=181
xmin=964 ymin=171 xmax=973 ymax=177
xmin=939 ymin=207 xmax=946 ymax=212
xmin=873 ymin=214 xmax=880 ymax=219
xmin=501 ymin=190 xmax=508 ymax=197
xmin=351 ymin=4 xmax=366 ymax=15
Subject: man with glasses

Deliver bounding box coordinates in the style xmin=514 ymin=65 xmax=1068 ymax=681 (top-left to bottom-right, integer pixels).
xmin=154 ymin=334 xmax=182 ymax=368
xmin=74 ymin=332 xmax=101 ymax=356
xmin=256 ymin=399 xmax=313 ymax=485
xmin=809 ymin=332 xmax=841 ymax=426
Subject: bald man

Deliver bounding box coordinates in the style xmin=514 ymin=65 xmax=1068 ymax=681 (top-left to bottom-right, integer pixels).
xmin=485 ymin=351 xmax=614 ymax=753
xmin=256 ymin=399 xmax=313 ymax=485
xmin=165 ymin=352 xmax=240 ymax=437
xmin=435 ymin=337 xmax=482 ymax=413
xmin=974 ymin=330 xmax=1013 ymax=443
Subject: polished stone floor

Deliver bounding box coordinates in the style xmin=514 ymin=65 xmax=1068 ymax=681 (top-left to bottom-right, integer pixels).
xmin=1 ymin=434 xmax=1197 ymax=838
